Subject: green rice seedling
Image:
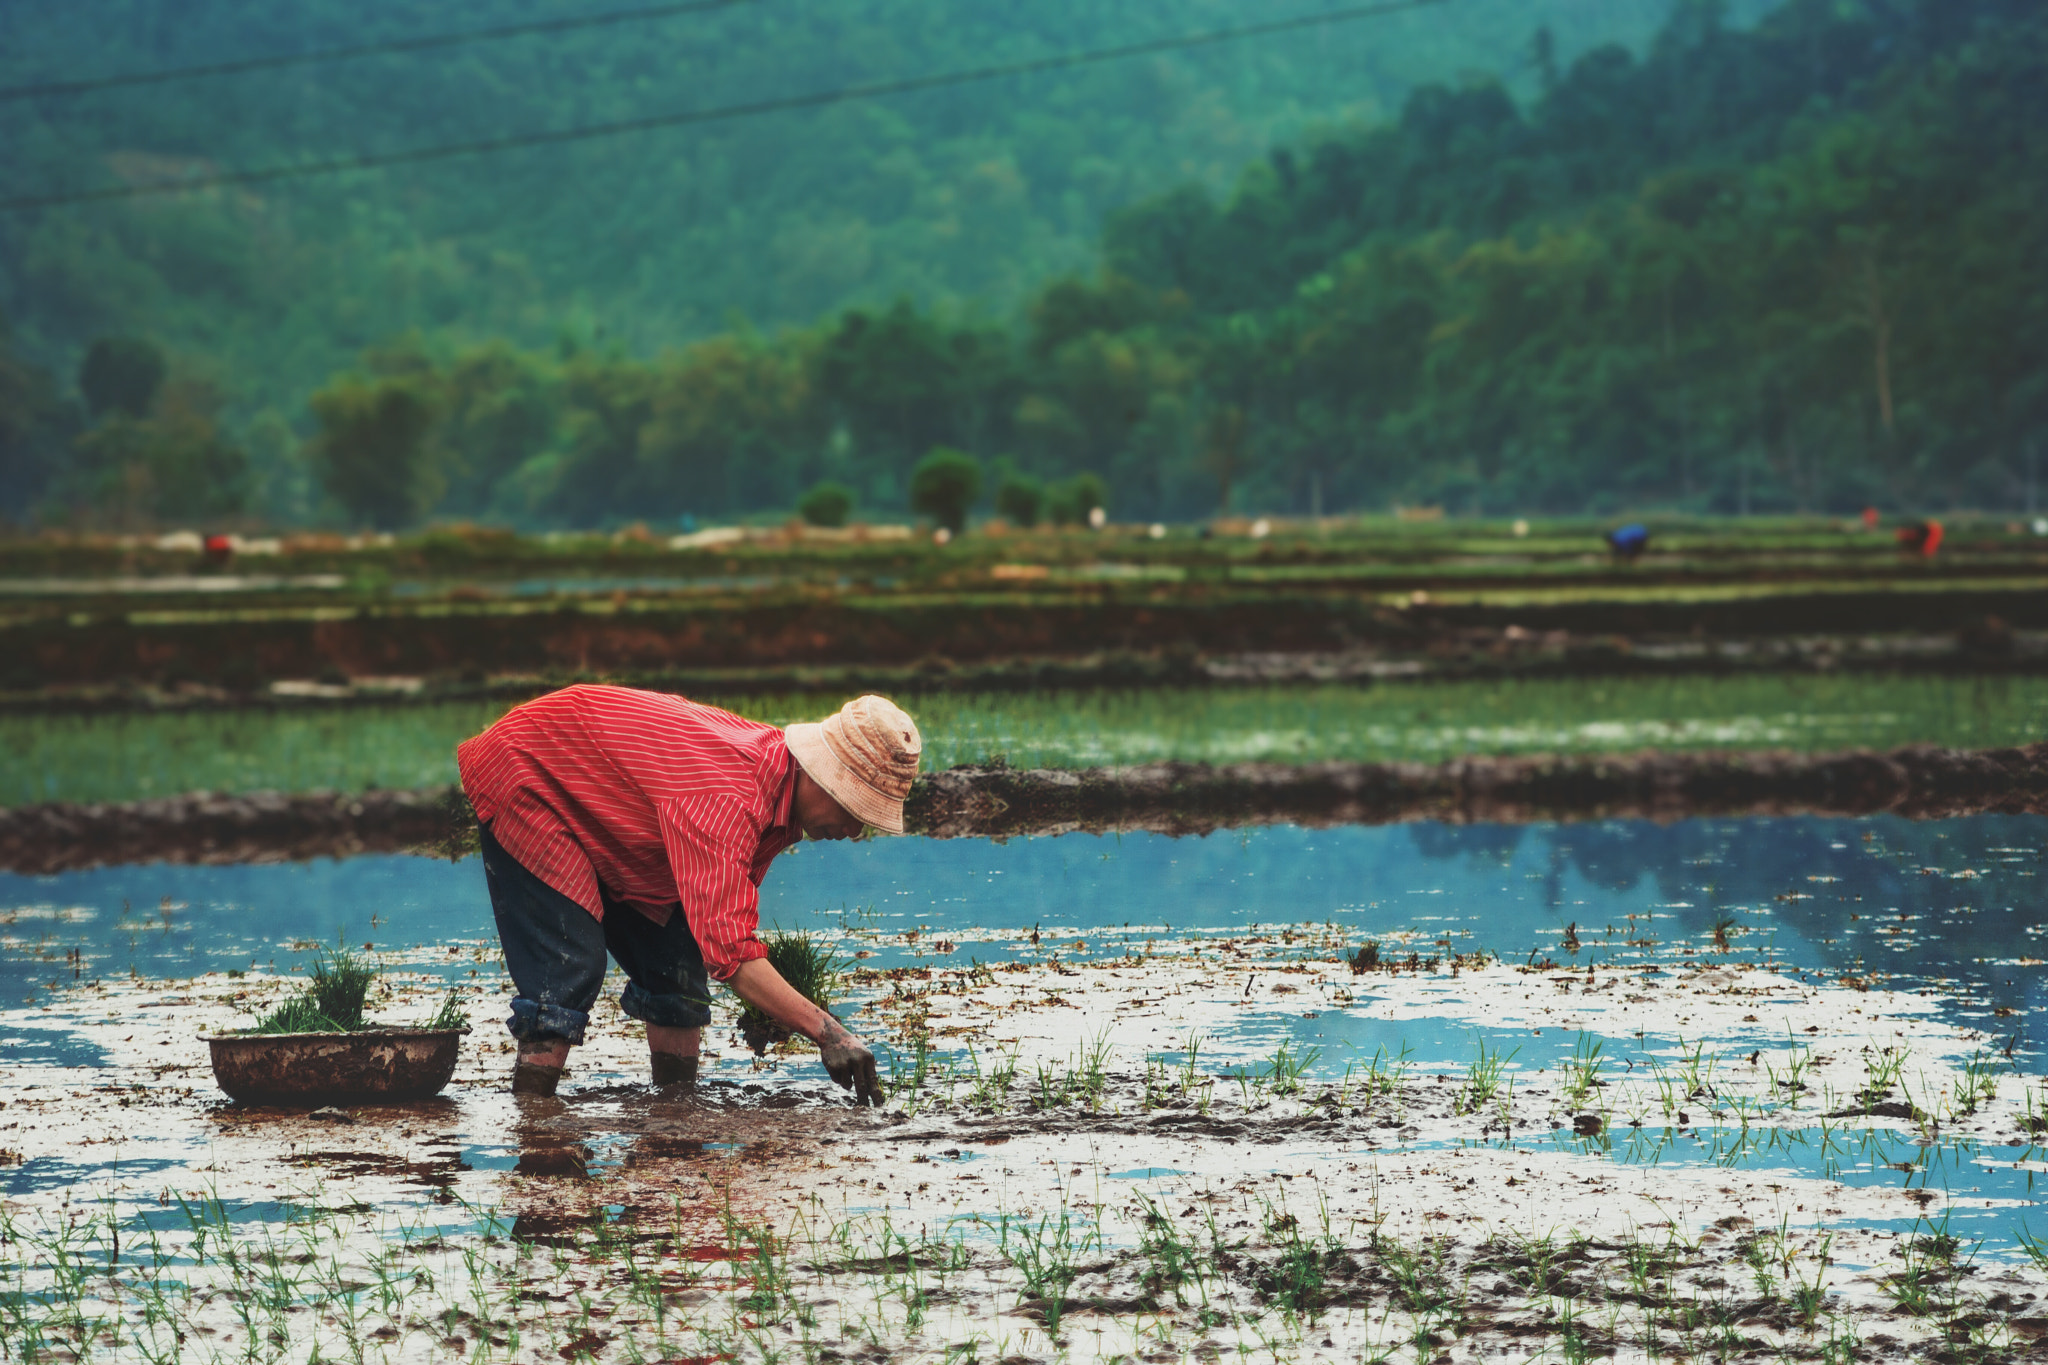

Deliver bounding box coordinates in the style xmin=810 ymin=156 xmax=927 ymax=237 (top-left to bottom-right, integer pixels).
xmin=1790 ymin=1233 xmax=1835 ymax=1326
xmin=963 ymin=1043 xmax=1019 ymax=1113
xmin=1253 ymin=1191 xmax=1346 ymax=1325
xmin=1763 ymin=1034 xmax=1813 ymax=1102
xmin=1141 ymin=1052 xmax=1177 ymax=1110
xmin=2016 ymin=1222 xmax=2048 ymax=1273
xmin=1455 ymin=1035 xmax=1518 ymax=1116
xmin=987 ymin=1204 xmax=1102 ymax=1337
xmin=1499 ymin=1229 xmax=1570 ymax=1295
xmin=1645 ymin=1055 xmax=1683 ymax=1121
xmin=1373 ymin=1233 xmax=1467 ymax=1349
xmin=1674 ymin=1037 xmax=1717 ymax=1100
xmin=1072 ymin=1029 xmax=1113 ymax=1105
xmin=1555 ymin=1295 xmax=1596 ymax=1365
xmin=1132 ymin=1194 xmax=1206 ymax=1306
xmin=1359 ymin=1043 xmax=1412 ymax=1107
xmin=1955 ymin=1049 xmax=2002 ymax=1116
xmin=1266 ymin=1038 xmax=1320 ymax=1096
xmin=1859 ymin=1044 xmax=1909 ymax=1108
xmin=890 ymin=1033 xmax=936 ymax=1110
xmin=1033 ymin=1056 xmax=1064 ymax=1110
xmin=1739 ymin=1233 xmax=1779 ymax=1303
xmin=1176 ymin=1031 xmax=1206 ymax=1095
xmin=421 ymin=987 xmax=468 ymax=1030
xmin=1561 ymin=1031 xmax=1604 ymax=1111
xmin=1227 ymin=1038 xmax=1321 ymax=1102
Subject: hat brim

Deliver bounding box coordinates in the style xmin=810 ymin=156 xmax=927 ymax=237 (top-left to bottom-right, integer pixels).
xmin=785 ymin=722 xmax=907 ymax=834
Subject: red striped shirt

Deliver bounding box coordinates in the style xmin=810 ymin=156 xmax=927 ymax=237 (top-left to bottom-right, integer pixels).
xmin=456 ymin=685 xmax=800 ymax=980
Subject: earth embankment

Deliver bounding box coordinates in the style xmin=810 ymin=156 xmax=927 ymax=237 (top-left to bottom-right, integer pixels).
xmin=6 ymin=742 xmax=2045 ymax=875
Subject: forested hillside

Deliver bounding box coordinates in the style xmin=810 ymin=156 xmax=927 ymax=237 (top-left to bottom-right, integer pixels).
xmin=0 ymin=0 xmax=1714 ymax=390
xmin=3 ymin=0 xmax=2042 ymax=526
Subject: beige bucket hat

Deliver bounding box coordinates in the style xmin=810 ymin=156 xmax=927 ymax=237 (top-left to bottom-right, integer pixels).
xmin=785 ymin=695 xmax=922 ymax=834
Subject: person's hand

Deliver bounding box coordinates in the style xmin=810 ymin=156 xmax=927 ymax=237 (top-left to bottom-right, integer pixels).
xmin=817 ymin=1019 xmax=883 ymax=1106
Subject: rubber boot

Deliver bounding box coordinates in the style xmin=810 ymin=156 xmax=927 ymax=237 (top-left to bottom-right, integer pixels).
xmin=512 ymin=1054 xmax=564 ymax=1097
xmin=650 ymin=1052 xmax=699 ymax=1091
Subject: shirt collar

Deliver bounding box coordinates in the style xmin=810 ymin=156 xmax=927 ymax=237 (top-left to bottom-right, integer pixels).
xmin=770 ymin=740 xmax=799 ymax=834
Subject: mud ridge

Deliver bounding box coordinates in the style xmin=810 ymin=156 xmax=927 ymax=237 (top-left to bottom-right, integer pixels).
xmin=907 ymin=741 xmax=2048 ymax=838
xmin=6 ymin=741 xmax=2048 ymax=875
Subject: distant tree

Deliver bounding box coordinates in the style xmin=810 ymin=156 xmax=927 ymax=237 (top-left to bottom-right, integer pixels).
xmin=307 ymin=377 xmax=442 ymax=527
xmin=995 ymin=471 xmax=1046 ymax=528
xmin=798 ymin=480 xmax=854 ymax=527
xmin=71 ymin=378 xmax=248 ymax=524
xmin=79 ymin=337 xmax=166 ymax=421
xmin=1047 ymin=472 xmax=1108 ymax=526
xmin=0 ymin=323 xmax=73 ymax=520
xmin=909 ymin=447 xmax=982 ymax=532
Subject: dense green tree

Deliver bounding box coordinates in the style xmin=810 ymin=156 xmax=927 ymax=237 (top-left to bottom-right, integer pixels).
xmin=306 ymin=376 xmax=441 ymax=527
xmin=1048 ymin=472 xmax=1110 ymax=525
xmin=798 ymin=481 xmax=855 ymax=528
xmin=995 ymin=471 xmax=1046 ymax=528
xmin=909 ymin=447 xmax=983 ymax=533
xmin=70 ymin=377 xmax=248 ymax=524
xmin=0 ymin=321 xmax=73 ymax=521
xmin=78 ymin=337 xmax=166 ymax=421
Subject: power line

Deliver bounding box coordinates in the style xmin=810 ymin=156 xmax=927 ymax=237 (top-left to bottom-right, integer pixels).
xmin=0 ymin=0 xmax=1451 ymax=214
xmin=0 ymin=0 xmax=762 ymax=103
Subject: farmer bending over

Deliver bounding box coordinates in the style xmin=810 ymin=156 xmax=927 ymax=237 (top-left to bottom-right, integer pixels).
xmin=457 ymin=685 xmax=918 ymax=1105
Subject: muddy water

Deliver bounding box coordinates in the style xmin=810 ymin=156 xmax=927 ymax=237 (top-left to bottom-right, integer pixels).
xmin=6 ymin=815 xmax=2048 ymax=1361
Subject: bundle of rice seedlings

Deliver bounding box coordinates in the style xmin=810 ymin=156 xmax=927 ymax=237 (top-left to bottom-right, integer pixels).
xmin=738 ymin=928 xmax=849 ymax=1055
xmin=247 ymin=939 xmax=377 ymax=1034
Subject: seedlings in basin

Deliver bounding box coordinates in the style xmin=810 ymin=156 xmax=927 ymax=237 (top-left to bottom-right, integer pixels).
xmin=247 ymin=937 xmax=377 ymax=1033
xmin=740 ymin=927 xmax=849 ymax=1055
xmin=1347 ymin=941 xmax=1380 ymax=974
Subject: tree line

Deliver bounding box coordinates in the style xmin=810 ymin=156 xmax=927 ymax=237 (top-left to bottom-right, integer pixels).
xmin=4 ymin=0 xmax=2043 ymax=528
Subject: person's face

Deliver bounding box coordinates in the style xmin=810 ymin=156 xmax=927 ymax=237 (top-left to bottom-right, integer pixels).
xmin=793 ymin=770 xmax=865 ymax=841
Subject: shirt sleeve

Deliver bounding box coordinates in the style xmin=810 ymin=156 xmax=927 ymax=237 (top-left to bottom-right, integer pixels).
xmin=656 ymin=795 xmax=770 ymax=981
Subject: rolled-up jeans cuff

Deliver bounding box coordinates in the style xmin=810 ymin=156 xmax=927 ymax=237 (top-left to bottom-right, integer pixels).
xmin=620 ymin=981 xmax=713 ymax=1029
xmin=507 ymin=997 xmax=590 ymax=1046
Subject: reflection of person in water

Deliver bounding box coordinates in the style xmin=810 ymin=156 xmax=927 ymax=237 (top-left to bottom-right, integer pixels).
xmin=457 ymin=685 xmax=919 ymax=1105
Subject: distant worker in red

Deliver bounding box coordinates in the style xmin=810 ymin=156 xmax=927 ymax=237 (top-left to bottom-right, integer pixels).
xmin=1896 ymin=518 xmax=1943 ymax=558
xmin=457 ymin=686 xmax=921 ymax=1105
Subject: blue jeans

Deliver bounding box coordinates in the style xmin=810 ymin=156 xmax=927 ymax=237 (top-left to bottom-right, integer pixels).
xmin=479 ymin=823 xmax=714 ymax=1046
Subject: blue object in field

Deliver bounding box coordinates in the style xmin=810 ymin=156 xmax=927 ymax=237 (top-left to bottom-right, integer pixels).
xmin=1607 ymin=523 xmax=1650 ymax=558
xmin=676 ymin=513 xmax=698 ymax=533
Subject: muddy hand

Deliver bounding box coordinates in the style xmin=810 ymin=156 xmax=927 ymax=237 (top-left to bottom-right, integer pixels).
xmin=818 ymin=1021 xmax=883 ymax=1106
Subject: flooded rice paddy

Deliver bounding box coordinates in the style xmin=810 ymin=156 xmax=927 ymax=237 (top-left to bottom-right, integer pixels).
xmin=6 ymin=815 xmax=2048 ymax=1361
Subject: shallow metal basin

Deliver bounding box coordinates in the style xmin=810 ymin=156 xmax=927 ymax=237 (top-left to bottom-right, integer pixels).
xmin=204 ymin=1028 xmax=467 ymax=1104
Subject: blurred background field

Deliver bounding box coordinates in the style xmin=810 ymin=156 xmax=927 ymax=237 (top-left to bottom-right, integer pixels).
xmin=12 ymin=672 xmax=2048 ymax=807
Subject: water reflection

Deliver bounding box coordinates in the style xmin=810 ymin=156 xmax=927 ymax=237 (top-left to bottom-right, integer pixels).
xmin=3 ymin=811 xmax=2044 ymax=1031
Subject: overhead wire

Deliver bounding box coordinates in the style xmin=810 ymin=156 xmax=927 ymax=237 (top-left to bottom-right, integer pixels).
xmin=0 ymin=0 xmax=763 ymax=103
xmin=0 ymin=0 xmax=1451 ymax=214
